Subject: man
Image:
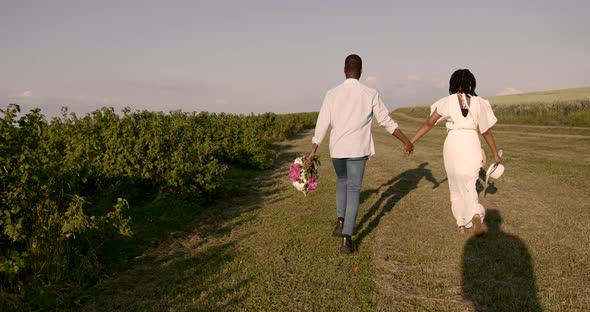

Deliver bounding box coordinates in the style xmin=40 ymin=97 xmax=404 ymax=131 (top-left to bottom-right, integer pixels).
xmin=304 ymin=54 xmax=413 ymax=254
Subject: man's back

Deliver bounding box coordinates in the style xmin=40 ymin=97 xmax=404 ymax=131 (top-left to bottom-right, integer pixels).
xmin=312 ymin=79 xmax=398 ymax=158
xmin=325 ymin=79 xmax=376 ymax=132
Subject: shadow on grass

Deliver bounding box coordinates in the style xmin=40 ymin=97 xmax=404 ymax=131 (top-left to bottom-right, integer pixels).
xmin=355 ymin=162 xmax=442 ymax=247
xmin=71 ymin=197 xmax=260 ymax=310
xmin=69 ymin=145 xmax=303 ymax=311
xmin=78 ymin=241 xmax=252 ymax=311
xmin=93 ymin=165 xmax=263 ymax=274
xmin=475 ymin=167 xmax=499 ymax=197
xmin=462 ymin=210 xmax=541 ymax=312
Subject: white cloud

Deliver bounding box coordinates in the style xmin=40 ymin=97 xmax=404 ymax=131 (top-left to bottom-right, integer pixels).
xmin=215 ymin=98 xmax=229 ymax=105
xmin=3 ymin=78 xmax=298 ymax=118
xmin=497 ymin=87 xmax=524 ymax=96
xmin=11 ymin=90 xmax=33 ymax=98
xmin=4 ymin=91 xmax=119 ymax=118
xmin=381 ymin=75 xmax=447 ymax=108
xmin=128 ymin=81 xmax=185 ymax=92
xmin=364 ymin=76 xmax=378 ymax=88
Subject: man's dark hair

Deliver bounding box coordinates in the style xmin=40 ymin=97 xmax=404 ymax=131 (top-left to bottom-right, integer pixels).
xmin=449 ymin=69 xmax=477 ymax=96
xmin=344 ymin=54 xmax=362 ymax=75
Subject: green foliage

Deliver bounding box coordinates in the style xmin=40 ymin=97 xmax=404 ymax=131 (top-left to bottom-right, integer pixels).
xmin=303 ymin=155 xmax=321 ymax=181
xmin=394 ymin=106 xmax=430 ymax=118
xmin=490 ymin=100 xmax=590 ymax=126
xmin=0 ymin=104 xmax=317 ymax=308
xmin=394 ymin=99 xmax=590 ymax=127
xmin=0 ymin=105 xmax=132 ymax=294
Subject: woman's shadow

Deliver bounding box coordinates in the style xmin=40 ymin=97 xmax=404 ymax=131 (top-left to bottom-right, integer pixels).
xmin=462 ymin=209 xmax=541 ymax=311
xmin=355 ymin=162 xmax=444 ymax=247
xmin=476 ymin=167 xmax=498 ymax=197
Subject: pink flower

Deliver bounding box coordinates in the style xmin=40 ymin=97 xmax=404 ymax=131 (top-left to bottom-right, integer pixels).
xmin=307 ymin=177 xmax=317 ymax=192
xmin=288 ymin=163 xmax=302 ymax=182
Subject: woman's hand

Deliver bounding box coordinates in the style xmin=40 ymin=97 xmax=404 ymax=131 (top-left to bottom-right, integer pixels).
xmin=494 ymin=153 xmax=502 ymax=164
xmin=493 ymin=148 xmax=503 ymax=164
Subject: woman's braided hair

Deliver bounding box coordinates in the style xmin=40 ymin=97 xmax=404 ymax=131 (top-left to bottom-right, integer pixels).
xmin=449 ymin=69 xmax=477 ymax=96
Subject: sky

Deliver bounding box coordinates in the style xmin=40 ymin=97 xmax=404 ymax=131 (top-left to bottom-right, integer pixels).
xmin=2 ymin=0 xmax=589 ymax=117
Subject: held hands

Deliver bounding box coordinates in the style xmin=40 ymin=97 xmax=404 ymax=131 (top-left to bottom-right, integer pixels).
xmin=392 ymin=129 xmax=414 ymax=159
xmin=403 ymin=141 xmax=414 ymax=158
xmin=392 ymin=128 xmax=414 ymax=159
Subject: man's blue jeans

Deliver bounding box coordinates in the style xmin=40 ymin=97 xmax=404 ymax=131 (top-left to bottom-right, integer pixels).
xmin=332 ymin=156 xmax=368 ymax=236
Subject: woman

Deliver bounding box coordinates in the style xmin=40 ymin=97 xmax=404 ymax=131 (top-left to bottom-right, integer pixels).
xmin=411 ymin=69 xmax=501 ymax=235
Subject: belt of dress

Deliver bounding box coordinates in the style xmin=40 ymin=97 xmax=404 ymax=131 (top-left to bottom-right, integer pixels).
xmin=447 ymin=128 xmax=477 ymax=132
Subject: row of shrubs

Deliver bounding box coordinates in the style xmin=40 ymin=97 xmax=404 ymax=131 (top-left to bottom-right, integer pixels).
xmin=0 ymin=104 xmax=317 ymax=307
xmin=394 ymin=99 xmax=590 ymax=127
xmin=489 ymin=100 xmax=590 ymax=126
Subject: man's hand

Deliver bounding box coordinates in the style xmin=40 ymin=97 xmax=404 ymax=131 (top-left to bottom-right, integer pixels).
xmin=403 ymin=141 xmax=414 ymax=158
xmin=304 ymin=143 xmax=319 ymax=166
xmin=392 ymin=128 xmax=413 ymax=159
xmin=303 ymin=154 xmax=313 ymax=167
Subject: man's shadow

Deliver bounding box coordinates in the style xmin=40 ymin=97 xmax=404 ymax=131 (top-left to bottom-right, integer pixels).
xmin=355 ymin=162 xmax=443 ymax=247
xmin=462 ymin=210 xmax=541 ymax=311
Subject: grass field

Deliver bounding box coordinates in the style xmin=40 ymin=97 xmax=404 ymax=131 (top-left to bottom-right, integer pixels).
xmin=395 ymin=87 xmax=590 ymax=127
xmin=487 ymin=87 xmax=590 ymax=105
xmin=67 ymin=114 xmax=590 ymax=311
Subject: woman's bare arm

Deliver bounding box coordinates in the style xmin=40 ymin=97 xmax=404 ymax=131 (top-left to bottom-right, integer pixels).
xmin=482 ymin=129 xmax=501 ymax=164
xmin=410 ymin=111 xmax=441 ymax=144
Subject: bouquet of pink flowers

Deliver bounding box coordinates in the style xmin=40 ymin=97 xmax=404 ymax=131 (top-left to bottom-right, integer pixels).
xmin=288 ymin=155 xmax=321 ymax=195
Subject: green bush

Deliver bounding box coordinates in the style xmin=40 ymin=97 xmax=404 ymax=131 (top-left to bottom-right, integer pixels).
xmin=0 ymin=104 xmax=317 ymax=308
xmin=490 ymin=100 xmax=590 ymax=126
xmin=0 ymin=105 xmax=131 ymax=291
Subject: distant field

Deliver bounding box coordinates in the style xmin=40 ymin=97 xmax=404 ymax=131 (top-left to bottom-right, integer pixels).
xmin=395 ymin=87 xmax=590 ymax=127
xmin=487 ymin=87 xmax=590 ymax=105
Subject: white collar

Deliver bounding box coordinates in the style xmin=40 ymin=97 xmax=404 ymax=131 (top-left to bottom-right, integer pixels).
xmin=343 ymin=78 xmax=360 ymax=84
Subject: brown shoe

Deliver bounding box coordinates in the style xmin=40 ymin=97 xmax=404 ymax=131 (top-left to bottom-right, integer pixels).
xmin=472 ymin=214 xmax=488 ymax=236
xmin=340 ymin=235 xmax=354 ymax=254
xmin=332 ymin=217 xmax=344 ymax=237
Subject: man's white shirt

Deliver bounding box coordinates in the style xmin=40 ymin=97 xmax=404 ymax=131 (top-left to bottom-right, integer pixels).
xmin=312 ymin=78 xmax=399 ymax=158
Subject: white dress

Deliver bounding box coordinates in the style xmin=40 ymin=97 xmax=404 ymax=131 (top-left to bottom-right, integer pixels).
xmin=430 ymin=94 xmax=498 ymax=228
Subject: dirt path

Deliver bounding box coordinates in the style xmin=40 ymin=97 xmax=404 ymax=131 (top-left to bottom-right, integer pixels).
xmin=392 ymin=112 xmax=590 ymax=139
xmin=489 ymin=130 xmax=590 ymax=139
xmin=492 ymin=123 xmax=590 ymax=131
